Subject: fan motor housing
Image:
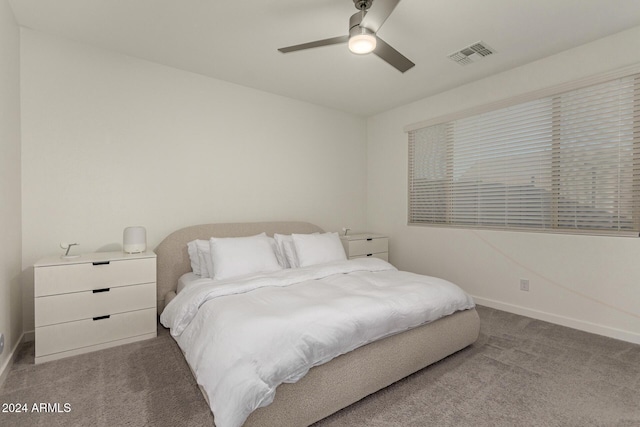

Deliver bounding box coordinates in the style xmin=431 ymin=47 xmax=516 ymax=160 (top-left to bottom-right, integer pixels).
xmin=349 ymin=21 xmax=374 ymax=38
xmin=349 ymin=11 xmax=365 ymax=31
xmin=353 ymin=0 xmax=373 ymax=11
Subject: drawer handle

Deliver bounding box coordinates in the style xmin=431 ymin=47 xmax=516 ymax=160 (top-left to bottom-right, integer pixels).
xmin=92 ymin=288 xmax=110 ymax=293
xmin=93 ymin=315 xmax=111 ymax=321
xmin=92 ymin=261 xmax=110 ymax=266
xmin=366 ymin=254 xmax=373 ymax=257
xmin=366 ymin=238 xmax=373 ymax=241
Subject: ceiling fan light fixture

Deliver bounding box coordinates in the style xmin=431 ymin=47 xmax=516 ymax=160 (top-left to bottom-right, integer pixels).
xmin=278 ymin=0 xmax=414 ymax=72
xmin=348 ymin=28 xmax=376 ymax=54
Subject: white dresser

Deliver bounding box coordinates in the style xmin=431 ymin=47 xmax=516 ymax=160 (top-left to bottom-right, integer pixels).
xmin=34 ymin=251 xmax=157 ymax=364
xmin=340 ymin=233 xmax=389 ymax=261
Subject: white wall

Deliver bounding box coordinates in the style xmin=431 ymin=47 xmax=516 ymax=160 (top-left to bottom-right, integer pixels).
xmin=0 ymin=0 xmax=22 ymax=379
xmin=20 ymin=29 xmax=368 ymax=332
xmin=367 ymin=26 xmax=640 ymax=344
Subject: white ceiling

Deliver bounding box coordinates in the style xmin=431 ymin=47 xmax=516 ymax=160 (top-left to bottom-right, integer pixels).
xmin=9 ymin=0 xmax=640 ymax=116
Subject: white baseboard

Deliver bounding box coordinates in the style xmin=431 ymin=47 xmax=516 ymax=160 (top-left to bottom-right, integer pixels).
xmin=472 ymin=295 xmax=640 ymax=345
xmin=0 ymin=332 xmax=26 ymax=389
xmin=23 ymin=330 xmax=34 ymax=342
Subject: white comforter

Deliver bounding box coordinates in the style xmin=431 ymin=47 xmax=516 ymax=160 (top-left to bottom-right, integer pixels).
xmin=160 ymin=258 xmax=474 ymax=427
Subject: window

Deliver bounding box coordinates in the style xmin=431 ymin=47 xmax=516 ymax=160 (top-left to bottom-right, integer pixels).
xmin=408 ymin=73 xmax=640 ymax=236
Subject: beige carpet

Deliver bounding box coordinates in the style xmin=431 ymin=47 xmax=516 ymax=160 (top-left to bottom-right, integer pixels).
xmin=1 ymin=306 xmax=639 ymax=426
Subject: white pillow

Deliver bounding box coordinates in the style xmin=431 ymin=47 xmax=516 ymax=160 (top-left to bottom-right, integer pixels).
xmin=187 ymin=239 xmax=214 ymax=277
xmin=292 ymin=232 xmax=347 ymax=267
xmin=267 ymin=236 xmax=287 ymax=268
xmin=197 ymin=240 xmax=214 ymax=278
xmin=187 ymin=241 xmax=201 ymax=275
xmin=209 ymin=233 xmax=282 ymax=280
xmin=274 ymin=233 xmax=298 ymax=269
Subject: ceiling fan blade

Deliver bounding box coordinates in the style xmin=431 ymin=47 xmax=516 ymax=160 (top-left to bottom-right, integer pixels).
xmin=278 ymin=35 xmax=349 ymax=53
xmin=373 ymin=37 xmax=415 ymax=72
xmin=360 ymin=0 xmax=401 ymax=33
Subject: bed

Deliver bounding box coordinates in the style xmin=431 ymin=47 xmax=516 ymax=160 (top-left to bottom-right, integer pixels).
xmin=156 ymin=221 xmax=480 ymax=427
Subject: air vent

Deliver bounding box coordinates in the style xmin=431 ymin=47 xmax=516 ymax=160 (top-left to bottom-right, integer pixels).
xmin=448 ymin=41 xmax=496 ymax=66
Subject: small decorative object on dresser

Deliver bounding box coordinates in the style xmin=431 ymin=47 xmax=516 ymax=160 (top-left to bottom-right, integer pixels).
xmin=340 ymin=232 xmax=389 ymax=261
xmin=123 ymin=226 xmax=147 ymax=254
xmin=33 ymin=251 xmax=157 ymax=364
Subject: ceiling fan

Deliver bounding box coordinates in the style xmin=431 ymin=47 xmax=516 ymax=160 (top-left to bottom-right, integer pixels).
xmin=278 ymin=0 xmax=415 ymax=73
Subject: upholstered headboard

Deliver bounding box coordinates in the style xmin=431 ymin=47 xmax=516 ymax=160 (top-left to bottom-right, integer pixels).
xmin=155 ymin=221 xmax=324 ymax=313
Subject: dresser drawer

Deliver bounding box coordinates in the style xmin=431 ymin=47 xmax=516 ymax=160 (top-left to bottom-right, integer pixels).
xmin=35 ymin=257 xmax=156 ymax=297
xmin=35 ymin=308 xmax=157 ymax=358
xmin=35 ymin=282 xmax=156 ymax=327
xmin=350 ymin=252 xmax=389 ymax=262
xmin=345 ymin=238 xmax=388 ymax=257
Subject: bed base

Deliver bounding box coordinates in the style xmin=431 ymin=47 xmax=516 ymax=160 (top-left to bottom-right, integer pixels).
xmin=243 ymin=307 xmax=479 ymax=427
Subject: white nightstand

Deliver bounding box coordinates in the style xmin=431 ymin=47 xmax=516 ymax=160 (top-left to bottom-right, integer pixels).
xmin=340 ymin=233 xmax=389 ymax=261
xmin=34 ymin=251 xmax=157 ymax=364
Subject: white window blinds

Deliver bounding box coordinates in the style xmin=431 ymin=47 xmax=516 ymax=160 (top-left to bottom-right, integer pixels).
xmin=408 ymin=74 xmax=640 ymax=236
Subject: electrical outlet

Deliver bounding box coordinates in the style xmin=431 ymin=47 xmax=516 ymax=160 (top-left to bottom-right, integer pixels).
xmin=0 ymin=333 xmax=4 ymax=355
xmin=520 ymin=279 xmax=530 ymax=292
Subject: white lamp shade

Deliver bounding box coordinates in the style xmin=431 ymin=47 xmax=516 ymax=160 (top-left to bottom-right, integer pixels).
xmin=123 ymin=226 xmax=146 ymax=254
xmin=348 ymin=33 xmax=377 ymax=54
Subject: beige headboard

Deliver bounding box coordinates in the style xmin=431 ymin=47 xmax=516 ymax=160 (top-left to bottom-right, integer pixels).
xmin=155 ymin=221 xmax=324 ymax=313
